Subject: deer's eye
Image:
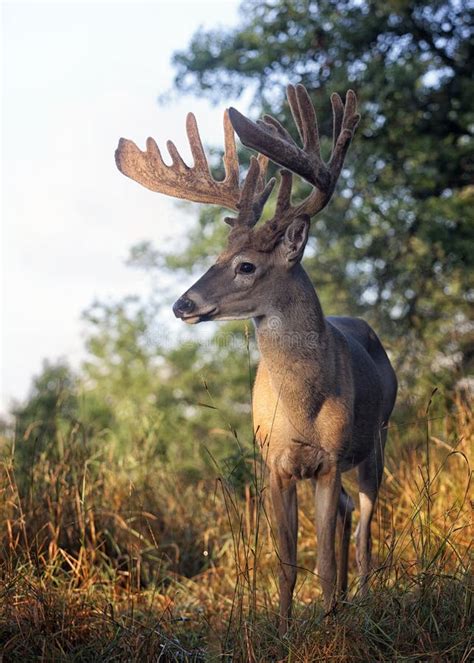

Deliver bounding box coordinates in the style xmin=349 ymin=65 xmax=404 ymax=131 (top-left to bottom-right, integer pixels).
xmin=237 ymin=262 xmax=256 ymax=274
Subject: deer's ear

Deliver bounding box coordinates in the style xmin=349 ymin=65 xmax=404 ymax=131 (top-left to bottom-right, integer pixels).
xmin=281 ymin=215 xmax=310 ymax=264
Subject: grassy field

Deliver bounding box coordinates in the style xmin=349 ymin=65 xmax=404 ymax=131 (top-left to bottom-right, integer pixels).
xmin=0 ymin=394 xmax=472 ymax=661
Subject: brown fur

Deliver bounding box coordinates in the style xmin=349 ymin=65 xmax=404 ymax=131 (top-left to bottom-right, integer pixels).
xmin=227 ymin=214 xmax=296 ymax=254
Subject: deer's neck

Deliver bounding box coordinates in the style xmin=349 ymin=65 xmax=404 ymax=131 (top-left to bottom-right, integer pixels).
xmin=254 ymin=264 xmax=332 ymax=428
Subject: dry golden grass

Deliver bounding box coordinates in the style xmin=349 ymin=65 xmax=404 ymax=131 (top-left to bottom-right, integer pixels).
xmin=0 ymin=396 xmax=472 ymax=661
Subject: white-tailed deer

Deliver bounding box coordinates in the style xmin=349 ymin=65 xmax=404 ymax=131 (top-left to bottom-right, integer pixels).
xmin=115 ymin=85 xmax=398 ymax=635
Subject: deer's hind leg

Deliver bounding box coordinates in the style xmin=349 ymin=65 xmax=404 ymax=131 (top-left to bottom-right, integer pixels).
xmin=337 ymin=484 xmax=354 ymax=599
xmin=355 ymin=427 xmax=386 ymax=592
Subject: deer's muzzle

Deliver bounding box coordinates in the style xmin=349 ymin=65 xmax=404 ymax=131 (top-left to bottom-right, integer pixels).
xmin=173 ymin=296 xmax=196 ymax=317
xmin=173 ymin=295 xmax=217 ymax=324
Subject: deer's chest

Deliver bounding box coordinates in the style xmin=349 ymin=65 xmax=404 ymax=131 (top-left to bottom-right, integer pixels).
xmin=252 ymin=361 xmax=340 ymax=479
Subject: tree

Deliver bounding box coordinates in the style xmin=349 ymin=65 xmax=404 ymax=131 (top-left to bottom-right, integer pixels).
xmin=81 ymin=292 xmax=255 ymax=481
xmin=166 ymin=0 xmax=473 ymax=397
xmin=11 ymin=361 xmax=82 ymax=491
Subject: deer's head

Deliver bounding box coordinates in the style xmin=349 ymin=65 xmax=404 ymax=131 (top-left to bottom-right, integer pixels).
xmin=115 ymin=85 xmax=359 ymax=324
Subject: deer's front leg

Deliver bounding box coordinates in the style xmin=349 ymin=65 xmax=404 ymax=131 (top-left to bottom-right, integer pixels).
xmin=270 ymin=471 xmax=298 ymax=636
xmin=314 ymin=464 xmax=341 ymax=611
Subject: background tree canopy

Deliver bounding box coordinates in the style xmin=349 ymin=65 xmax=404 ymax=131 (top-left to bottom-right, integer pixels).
xmin=9 ymin=0 xmax=473 ymax=476
xmin=169 ymin=0 xmax=473 ymax=392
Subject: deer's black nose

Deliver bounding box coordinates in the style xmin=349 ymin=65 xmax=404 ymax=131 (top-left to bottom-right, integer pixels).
xmin=173 ymin=296 xmax=195 ymax=318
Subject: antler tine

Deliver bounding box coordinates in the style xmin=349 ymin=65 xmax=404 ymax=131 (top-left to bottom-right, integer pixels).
xmin=256 ymin=152 xmax=270 ymax=191
xmin=115 ymin=110 xmax=242 ymax=211
xmin=274 ymin=170 xmax=293 ymax=217
xmin=286 ymin=84 xmax=305 ymax=145
xmin=185 ymin=112 xmax=209 ymax=172
xmin=225 ymin=157 xmax=276 ymax=229
xmin=222 ymin=110 xmax=241 ymax=190
xmin=289 ymin=84 xmax=320 ymax=153
xmin=331 ymin=92 xmax=344 ymax=152
xmin=296 ymin=89 xmax=360 ymax=218
xmin=237 ymin=157 xmax=261 ymax=218
xmin=327 ymin=89 xmax=360 ymax=172
xmin=252 ymin=171 xmax=276 ymax=225
xmin=261 ymin=114 xmax=295 ymax=145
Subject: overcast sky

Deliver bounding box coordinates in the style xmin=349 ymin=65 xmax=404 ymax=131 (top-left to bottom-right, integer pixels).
xmin=1 ymin=0 xmax=243 ymax=414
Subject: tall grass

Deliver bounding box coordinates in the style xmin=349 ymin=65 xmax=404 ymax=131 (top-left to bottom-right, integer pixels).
xmin=0 ymin=393 xmax=472 ymax=661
